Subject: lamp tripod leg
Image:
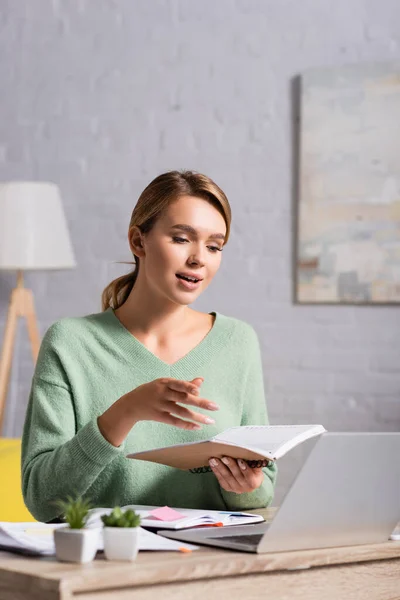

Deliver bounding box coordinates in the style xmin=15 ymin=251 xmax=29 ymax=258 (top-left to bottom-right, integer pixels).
xmin=0 ymin=293 xmax=19 ymax=433
xmin=24 ymin=290 xmax=40 ymax=362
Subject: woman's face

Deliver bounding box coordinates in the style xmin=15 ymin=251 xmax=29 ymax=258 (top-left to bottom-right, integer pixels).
xmin=136 ymin=195 xmax=227 ymax=306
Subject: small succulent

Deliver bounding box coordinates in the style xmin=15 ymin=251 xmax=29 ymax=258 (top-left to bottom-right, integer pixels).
xmin=101 ymin=507 xmax=141 ymax=528
xmin=55 ymin=496 xmax=93 ymax=529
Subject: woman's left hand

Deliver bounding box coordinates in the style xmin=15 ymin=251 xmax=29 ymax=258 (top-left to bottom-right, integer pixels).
xmin=208 ymin=456 xmax=264 ymax=493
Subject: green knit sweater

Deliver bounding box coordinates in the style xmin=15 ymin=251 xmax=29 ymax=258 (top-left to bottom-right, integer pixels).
xmin=21 ymin=309 xmax=277 ymax=522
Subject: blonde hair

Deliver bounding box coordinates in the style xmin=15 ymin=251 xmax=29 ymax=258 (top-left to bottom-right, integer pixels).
xmin=101 ymin=170 xmax=232 ymax=311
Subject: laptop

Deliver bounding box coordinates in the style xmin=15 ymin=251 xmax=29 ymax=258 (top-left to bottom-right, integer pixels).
xmin=160 ymin=432 xmax=400 ymax=553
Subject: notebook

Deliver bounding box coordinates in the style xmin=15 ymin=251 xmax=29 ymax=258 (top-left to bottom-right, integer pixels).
xmin=127 ymin=424 xmax=326 ymax=470
xmin=87 ymin=505 xmax=264 ymax=530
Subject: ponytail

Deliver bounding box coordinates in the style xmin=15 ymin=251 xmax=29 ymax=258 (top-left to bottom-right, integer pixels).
xmin=101 ymin=261 xmax=139 ymax=311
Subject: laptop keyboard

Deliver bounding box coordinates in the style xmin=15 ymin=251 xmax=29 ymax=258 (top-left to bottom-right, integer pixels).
xmin=212 ymin=533 xmax=264 ymax=547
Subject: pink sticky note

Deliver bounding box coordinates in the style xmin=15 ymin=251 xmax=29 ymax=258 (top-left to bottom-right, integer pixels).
xmin=149 ymin=506 xmax=186 ymax=522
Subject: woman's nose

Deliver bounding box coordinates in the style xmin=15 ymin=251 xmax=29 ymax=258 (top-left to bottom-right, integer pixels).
xmin=188 ymin=246 xmax=205 ymax=266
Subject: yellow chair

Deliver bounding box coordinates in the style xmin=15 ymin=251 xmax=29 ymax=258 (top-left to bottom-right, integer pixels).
xmin=0 ymin=438 xmax=36 ymax=522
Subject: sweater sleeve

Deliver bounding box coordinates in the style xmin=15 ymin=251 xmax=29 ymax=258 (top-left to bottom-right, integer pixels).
xmin=21 ymin=325 xmax=125 ymax=523
xmin=220 ymin=326 xmax=277 ymax=510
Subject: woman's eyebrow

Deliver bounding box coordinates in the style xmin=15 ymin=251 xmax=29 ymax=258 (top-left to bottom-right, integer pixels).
xmin=170 ymin=224 xmax=225 ymax=241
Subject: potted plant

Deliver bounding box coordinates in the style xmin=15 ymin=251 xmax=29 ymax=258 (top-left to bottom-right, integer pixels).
xmin=101 ymin=507 xmax=141 ymax=561
xmin=53 ymin=496 xmax=100 ymax=563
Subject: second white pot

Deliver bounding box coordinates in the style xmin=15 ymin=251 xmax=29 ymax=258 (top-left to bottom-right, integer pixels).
xmin=103 ymin=527 xmax=140 ymax=561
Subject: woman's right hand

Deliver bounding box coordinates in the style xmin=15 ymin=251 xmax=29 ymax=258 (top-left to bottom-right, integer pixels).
xmin=97 ymin=377 xmax=219 ymax=447
xmin=126 ymin=377 xmax=219 ymax=430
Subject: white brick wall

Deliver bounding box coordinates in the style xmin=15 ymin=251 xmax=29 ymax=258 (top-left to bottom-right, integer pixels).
xmin=0 ymin=0 xmax=399 ymax=501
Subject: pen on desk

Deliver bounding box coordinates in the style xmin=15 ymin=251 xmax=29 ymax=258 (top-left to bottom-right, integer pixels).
xmin=218 ymin=512 xmax=253 ymax=516
xmin=218 ymin=511 xmax=245 ymax=515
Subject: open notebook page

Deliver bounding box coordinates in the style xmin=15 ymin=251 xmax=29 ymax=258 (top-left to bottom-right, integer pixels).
xmin=214 ymin=424 xmax=326 ymax=459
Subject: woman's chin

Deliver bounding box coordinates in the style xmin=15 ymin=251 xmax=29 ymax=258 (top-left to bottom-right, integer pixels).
xmin=168 ymin=288 xmax=202 ymax=306
xmin=174 ymin=292 xmax=199 ymax=306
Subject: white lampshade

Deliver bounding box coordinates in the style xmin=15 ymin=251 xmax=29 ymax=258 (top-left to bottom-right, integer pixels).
xmin=0 ymin=181 xmax=76 ymax=270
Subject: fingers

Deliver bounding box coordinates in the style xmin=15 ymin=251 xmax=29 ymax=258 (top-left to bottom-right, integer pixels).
xmin=210 ymin=457 xmax=246 ymax=488
xmin=236 ymin=459 xmax=265 ymax=487
xmin=161 ymin=379 xmax=219 ymax=412
xmin=209 ymin=457 xmax=264 ymax=493
xmin=209 ymin=458 xmax=239 ymax=492
xmin=156 ymin=377 xmax=219 ymax=430
xmin=164 ymin=401 xmax=216 ymax=426
xmin=165 ymin=389 xmax=219 ymax=412
xmin=160 ymin=412 xmax=202 ymax=431
xmin=161 ymin=378 xmax=201 ymax=396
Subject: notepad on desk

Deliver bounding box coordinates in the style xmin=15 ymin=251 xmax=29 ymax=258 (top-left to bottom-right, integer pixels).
xmin=127 ymin=424 xmax=326 ymax=470
xmin=87 ymin=505 xmax=264 ymax=530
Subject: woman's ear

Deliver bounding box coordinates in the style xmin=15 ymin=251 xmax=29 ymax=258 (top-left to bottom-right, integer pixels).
xmin=128 ymin=226 xmax=145 ymax=258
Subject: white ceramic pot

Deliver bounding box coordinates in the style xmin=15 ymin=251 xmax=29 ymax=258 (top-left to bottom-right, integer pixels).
xmin=103 ymin=527 xmax=140 ymax=561
xmin=54 ymin=527 xmax=100 ymax=563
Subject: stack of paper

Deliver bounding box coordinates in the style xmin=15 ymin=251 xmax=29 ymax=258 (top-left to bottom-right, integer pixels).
xmin=0 ymin=522 xmax=61 ymax=556
xmin=0 ymin=522 xmax=198 ymax=556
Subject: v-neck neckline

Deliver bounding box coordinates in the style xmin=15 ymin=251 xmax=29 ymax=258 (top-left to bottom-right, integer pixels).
xmin=105 ymin=307 xmax=231 ymax=378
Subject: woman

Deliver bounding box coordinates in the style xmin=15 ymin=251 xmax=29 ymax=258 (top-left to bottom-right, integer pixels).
xmin=22 ymin=170 xmax=277 ymax=522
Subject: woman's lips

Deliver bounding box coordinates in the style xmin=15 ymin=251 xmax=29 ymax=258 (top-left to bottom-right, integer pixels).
xmin=175 ymin=274 xmax=202 ymax=291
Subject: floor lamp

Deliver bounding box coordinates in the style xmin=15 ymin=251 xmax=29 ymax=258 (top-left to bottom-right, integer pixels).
xmin=0 ymin=182 xmax=76 ymax=434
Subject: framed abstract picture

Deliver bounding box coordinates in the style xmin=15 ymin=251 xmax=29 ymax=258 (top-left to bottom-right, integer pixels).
xmin=297 ymin=63 xmax=400 ymax=303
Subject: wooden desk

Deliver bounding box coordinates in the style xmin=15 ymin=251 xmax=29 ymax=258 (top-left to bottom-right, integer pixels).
xmin=1 ymin=509 xmax=400 ymax=600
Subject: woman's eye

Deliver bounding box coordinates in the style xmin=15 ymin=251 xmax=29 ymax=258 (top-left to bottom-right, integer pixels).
xmin=172 ymin=237 xmax=222 ymax=253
